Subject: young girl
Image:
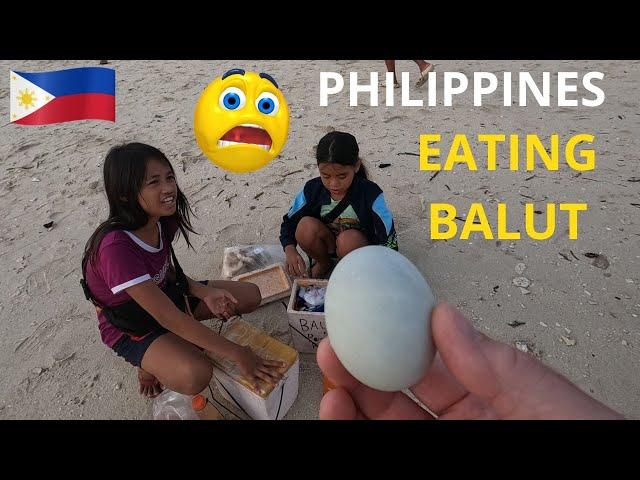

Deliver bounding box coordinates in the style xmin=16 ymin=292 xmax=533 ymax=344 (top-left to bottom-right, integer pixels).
xmin=280 ymin=131 xmax=398 ymax=278
xmin=81 ymin=143 xmax=283 ymax=398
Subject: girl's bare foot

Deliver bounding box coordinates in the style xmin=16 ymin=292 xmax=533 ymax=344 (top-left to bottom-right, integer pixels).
xmin=138 ymin=367 xmax=163 ymax=398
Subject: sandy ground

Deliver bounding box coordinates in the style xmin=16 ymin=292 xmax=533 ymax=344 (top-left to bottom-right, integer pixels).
xmin=0 ymin=60 xmax=638 ymax=419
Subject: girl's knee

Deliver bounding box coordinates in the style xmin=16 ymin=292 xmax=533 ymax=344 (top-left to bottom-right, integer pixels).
xmin=296 ymin=217 xmax=333 ymax=248
xmin=238 ymin=282 xmax=261 ymax=313
xmin=295 ymin=217 xmax=319 ymax=244
xmin=336 ymin=230 xmax=368 ymax=257
xmin=176 ymin=358 xmax=213 ymax=395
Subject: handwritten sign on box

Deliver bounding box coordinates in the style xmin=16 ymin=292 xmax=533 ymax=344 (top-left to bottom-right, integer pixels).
xmin=286 ymin=278 xmax=329 ymax=354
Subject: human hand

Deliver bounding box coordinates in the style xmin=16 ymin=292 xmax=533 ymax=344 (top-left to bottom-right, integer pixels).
xmin=203 ymin=288 xmax=238 ymax=320
xmin=285 ymin=249 xmax=307 ymax=278
xmin=318 ymin=303 xmax=623 ymax=420
xmin=234 ymin=345 xmax=286 ymax=390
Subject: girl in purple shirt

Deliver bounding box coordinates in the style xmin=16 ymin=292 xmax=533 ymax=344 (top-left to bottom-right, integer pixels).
xmin=81 ymin=143 xmax=283 ymax=398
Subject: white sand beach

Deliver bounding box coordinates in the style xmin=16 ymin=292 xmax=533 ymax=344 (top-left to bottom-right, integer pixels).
xmin=0 ymin=60 xmax=638 ymax=419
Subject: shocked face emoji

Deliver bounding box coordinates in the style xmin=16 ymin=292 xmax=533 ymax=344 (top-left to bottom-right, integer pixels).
xmin=194 ymin=69 xmax=290 ymax=174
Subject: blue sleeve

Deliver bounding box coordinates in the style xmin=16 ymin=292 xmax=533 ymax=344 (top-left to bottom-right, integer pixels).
xmin=280 ymin=185 xmax=310 ymax=249
xmin=371 ymin=192 xmax=398 ymax=250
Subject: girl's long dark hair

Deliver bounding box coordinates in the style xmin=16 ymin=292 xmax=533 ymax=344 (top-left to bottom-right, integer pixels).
xmin=82 ymin=143 xmax=196 ymax=276
xmin=316 ymin=131 xmax=368 ymax=179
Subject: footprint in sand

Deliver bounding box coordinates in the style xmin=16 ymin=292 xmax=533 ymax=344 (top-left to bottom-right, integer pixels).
xmin=383 ymin=116 xmax=403 ymax=124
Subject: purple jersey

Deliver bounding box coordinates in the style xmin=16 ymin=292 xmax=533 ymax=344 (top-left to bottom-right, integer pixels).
xmin=85 ymin=218 xmax=178 ymax=347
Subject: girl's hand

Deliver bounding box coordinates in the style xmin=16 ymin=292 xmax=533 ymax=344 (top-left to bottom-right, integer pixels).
xmin=285 ymin=249 xmax=307 ymax=277
xmin=234 ymin=345 xmax=286 ymax=390
xmin=203 ymin=288 xmax=239 ymax=320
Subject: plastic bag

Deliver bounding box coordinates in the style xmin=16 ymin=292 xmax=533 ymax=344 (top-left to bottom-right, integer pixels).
xmin=152 ymin=389 xmax=199 ymax=420
xmin=299 ymin=286 xmax=326 ymax=307
xmin=221 ymin=244 xmax=287 ymax=279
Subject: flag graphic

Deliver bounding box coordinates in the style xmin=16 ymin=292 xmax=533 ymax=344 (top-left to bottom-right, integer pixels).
xmin=10 ymin=67 xmax=116 ymax=125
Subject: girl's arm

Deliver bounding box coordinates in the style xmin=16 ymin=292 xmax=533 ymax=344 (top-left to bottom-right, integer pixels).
xmin=185 ymin=275 xmax=239 ymax=319
xmin=126 ymin=279 xmax=240 ymax=356
xmin=167 ymin=268 xmax=231 ymax=313
xmin=281 ymin=183 xmax=316 ymax=276
xmin=371 ymin=192 xmax=399 ymax=250
xmin=185 ymin=275 xmax=212 ymax=300
xmin=124 ymin=280 xmax=280 ymax=386
xmin=280 ymin=183 xmax=315 ymax=250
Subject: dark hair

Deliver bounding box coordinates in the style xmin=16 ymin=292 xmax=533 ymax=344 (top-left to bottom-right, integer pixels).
xmin=316 ymin=131 xmax=367 ymax=179
xmin=82 ymin=143 xmax=196 ymax=275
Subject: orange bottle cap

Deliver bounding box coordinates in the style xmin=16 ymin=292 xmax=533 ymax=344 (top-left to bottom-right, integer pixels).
xmin=192 ymin=395 xmax=207 ymax=411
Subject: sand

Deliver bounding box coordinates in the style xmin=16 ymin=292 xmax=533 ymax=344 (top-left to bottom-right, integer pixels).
xmin=0 ymin=59 xmax=638 ymax=419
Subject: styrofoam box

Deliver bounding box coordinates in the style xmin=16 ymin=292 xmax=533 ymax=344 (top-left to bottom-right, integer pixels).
xmin=206 ymin=319 xmax=299 ymax=420
xmin=286 ymin=278 xmax=328 ymax=354
xmin=232 ymin=263 xmax=292 ymax=306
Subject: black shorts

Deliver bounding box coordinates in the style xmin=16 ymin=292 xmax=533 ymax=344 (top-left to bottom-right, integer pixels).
xmin=110 ymin=280 xmax=207 ymax=368
xmin=326 ymin=221 xmax=365 ymax=239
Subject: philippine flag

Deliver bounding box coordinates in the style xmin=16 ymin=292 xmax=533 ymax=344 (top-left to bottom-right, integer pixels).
xmin=10 ymin=67 xmax=116 ymax=125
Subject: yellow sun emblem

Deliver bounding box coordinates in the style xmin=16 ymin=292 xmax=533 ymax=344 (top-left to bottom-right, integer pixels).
xmin=17 ymin=89 xmax=37 ymax=110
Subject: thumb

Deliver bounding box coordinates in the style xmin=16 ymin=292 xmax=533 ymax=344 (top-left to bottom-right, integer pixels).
xmin=431 ymin=303 xmax=624 ymax=419
xmin=431 ymin=303 xmax=515 ymax=400
xmin=224 ymin=291 xmax=239 ymax=304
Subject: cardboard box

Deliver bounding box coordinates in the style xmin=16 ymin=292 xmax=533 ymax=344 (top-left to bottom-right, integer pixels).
xmin=206 ymin=319 xmax=299 ymax=420
xmin=232 ymin=263 xmax=292 ymax=306
xmin=286 ymin=278 xmax=329 ymax=354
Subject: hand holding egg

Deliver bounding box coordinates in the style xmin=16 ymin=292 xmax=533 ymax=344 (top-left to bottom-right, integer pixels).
xmin=324 ymin=246 xmax=436 ymax=392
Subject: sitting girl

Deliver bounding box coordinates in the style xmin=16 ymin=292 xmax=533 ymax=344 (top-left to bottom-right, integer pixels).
xmin=280 ymin=131 xmax=398 ymax=278
xmin=81 ymin=143 xmax=283 ymax=398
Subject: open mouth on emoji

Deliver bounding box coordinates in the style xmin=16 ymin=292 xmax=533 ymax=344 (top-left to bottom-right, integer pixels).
xmin=218 ymin=124 xmax=272 ymax=151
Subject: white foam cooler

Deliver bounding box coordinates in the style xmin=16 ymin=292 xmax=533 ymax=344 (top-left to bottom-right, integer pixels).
xmin=286 ymin=279 xmax=329 ymax=354
xmin=206 ymin=319 xmax=299 ymax=420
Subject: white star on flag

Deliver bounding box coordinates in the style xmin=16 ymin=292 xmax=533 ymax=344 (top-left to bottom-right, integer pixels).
xmin=10 ymin=70 xmax=55 ymax=122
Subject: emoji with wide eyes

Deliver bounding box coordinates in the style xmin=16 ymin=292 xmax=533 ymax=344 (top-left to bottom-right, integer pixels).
xmin=194 ymin=69 xmax=290 ymax=174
